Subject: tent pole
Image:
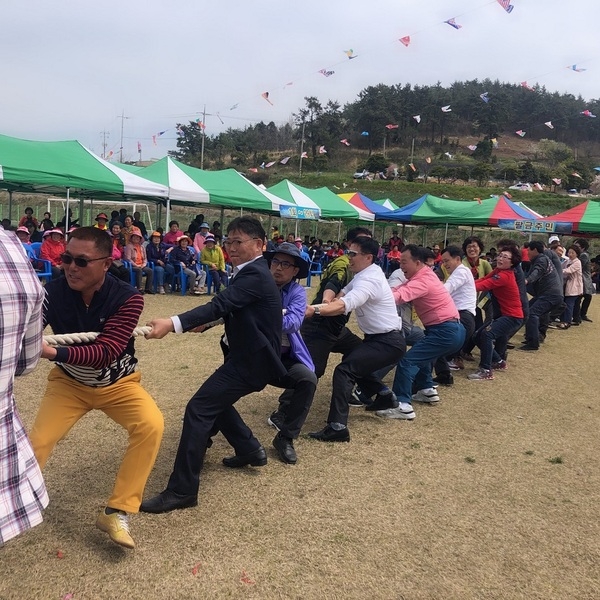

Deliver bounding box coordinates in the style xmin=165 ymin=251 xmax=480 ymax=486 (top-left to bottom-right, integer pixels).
xmin=165 ymin=200 xmax=171 ymax=230
xmin=338 ymin=220 xmax=342 ymax=241
xmin=8 ymin=190 xmax=13 ymax=223
xmin=65 ymin=188 xmax=70 ymax=237
xmin=79 ymin=196 xmax=84 ymax=227
xmin=220 ymin=206 xmax=225 ymax=231
xmin=444 ymin=223 xmax=449 ymax=246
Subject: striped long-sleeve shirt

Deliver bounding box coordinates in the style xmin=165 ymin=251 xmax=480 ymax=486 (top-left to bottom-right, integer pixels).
xmin=44 ymin=275 xmax=143 ymax=387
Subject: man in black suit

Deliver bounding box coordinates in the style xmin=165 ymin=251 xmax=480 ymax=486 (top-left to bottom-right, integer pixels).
xmin=140 ymin=217 xmax=287 ymax=514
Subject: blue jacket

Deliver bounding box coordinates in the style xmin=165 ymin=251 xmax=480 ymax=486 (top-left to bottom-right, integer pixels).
xmin=280 ymin=280 xmax=315 ymax=371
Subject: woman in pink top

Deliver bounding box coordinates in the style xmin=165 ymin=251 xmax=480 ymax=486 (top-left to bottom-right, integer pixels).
xmin=123 ymin=227 xmax=154 ymax=294
xmin=559 ymin=245 xmax=583 ymax=328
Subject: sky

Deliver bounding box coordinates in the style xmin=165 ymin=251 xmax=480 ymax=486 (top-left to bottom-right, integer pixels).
xmin=2 ymin=0 xmax=599 ymax=163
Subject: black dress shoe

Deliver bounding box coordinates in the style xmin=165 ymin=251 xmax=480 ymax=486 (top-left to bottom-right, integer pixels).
xmin=365 ymin=391 xmax=398 ymax=412
xmin=582 ymin=316 xmax=593 ymax=322
xmin=140 ymin=489 xmax=198 ymax=514
xmin=222 ymin=446 xmax=267 ymax=468
xmin=433 ymin=373 xmax=454 ymax=386
xmin=272 ymin=433 xmax=297 ymax=464
xmin=308 ymin=425 xmax=350 ymax=443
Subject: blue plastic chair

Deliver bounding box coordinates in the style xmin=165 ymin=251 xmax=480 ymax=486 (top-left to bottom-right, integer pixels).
xmin=23 ymin=244 xmax=53 ymax=284
xmin=305 ymin=257 xmax=326 ymax=288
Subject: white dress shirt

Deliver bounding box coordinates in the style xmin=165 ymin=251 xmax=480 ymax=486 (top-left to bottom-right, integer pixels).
xmin=444 ymin=263 xmax=477 ymax=315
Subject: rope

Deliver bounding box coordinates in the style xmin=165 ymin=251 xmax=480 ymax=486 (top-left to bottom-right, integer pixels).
xmin=43 ymin=326 xmax=153 ymax=346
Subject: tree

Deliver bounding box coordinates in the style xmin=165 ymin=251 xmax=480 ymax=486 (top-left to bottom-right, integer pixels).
xmin=471 ymin=163 xmax=494 ymax=186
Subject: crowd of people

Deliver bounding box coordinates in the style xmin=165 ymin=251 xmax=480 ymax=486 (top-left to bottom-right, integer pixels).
xmin=2 ymin=208 xmax=598 ymax=551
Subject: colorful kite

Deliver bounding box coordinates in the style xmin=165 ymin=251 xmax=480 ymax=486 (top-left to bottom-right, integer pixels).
xmin=552 ymin=178 xmax=562 ymax=185
xmin=413 ymin=115 xmax=421 ymax=123
xmin=480 ymin=92 xmax=490 ymax=103
xmin=568 ymin=65 xmax=586 ymax=72
xmin=340 ymin=139 xmax=350 ymax=146
xmin=361 ymin=131 xmax=369 ymax=136
xmin=259 ymin=162 xmax=265 ymax=169
xmin=318 ymin=68 xmax=335 ymax=77
xmin=521 ymin=81 xmax=535 ymax=91
xmin=409 ymin=163 xmax=416 ymax=172
xmin=441 ymin=105 xmax=452 ymax=113
xmin=152 ymin=135 xmax=157 ymax=146
xmin=491 ymin=138 xmax=499 ymax=148
xmin=444 ymin=152 xmax=453 ymax=159
xmin=176 ymin=126 xmax=184 ymax=136
xmin=515 ymin=130 xmax=526 ymax=137
xmin=195 ymin=119 xmax=205 ymax=129
xmin=248 ymin=168 xmax=258 ymax=173
xmin=496 ymin=0 xmax=514 ymax=13
xmin=399 ymin=36 xmax=411 ymax=47
xmin=444 ymin=18 xmax=462 ymax=30
xmin=301 ymin=151 xmax=308 ymax=159
xmin=265 ymin=161 xmax=276 ymax=168
xmin=572 ymin=172 xmax=583 ymax=178
xmin=344 ymin=49 xmax=357 ymax=59
xmin=318 ymin=146 xmax=327 ymax=154
xmin=280 ymin=156 xmax=291 ymax=165
xmin=261 ymin=92 xmax=273 ymax=106
xmin=385 ymin=124 xmax=399 ymax=129
xmin=545 ymin=121 xmax=554 ymax=129
xmin=137 ymin=141 xmax=141 ymax=153
xmin=581 ymin=110 xmax=596 ymax=118
xmin=425 ymin=157 xmax=432 ymax=164
xmin=468 ymin=145 xmax=477 ymax=151
xmin=533 ymin=183 xmax=543 ymax=190
xmin=106 ymin=150 xmax=113 ymax=160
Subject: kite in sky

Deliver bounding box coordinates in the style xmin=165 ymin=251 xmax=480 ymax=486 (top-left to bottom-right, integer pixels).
xmin=137 ymin=141 xmax=141 ymax=153
xmin=195 ymin=119 xmax=205 ymax=129
xmin=413 ymin=115 xmax=421 ymax=123
xmin=496 ymin=0 xmax=514 ymax=13
xmin=152 ymin=135 xmax=157 ymax=146
xmin=521 ymin=81 xmax=535 ymax=91
xmin=491 ymin=138 xmax=498 ymax=148
xmin=265 ymin=161 xmax=276 ymax=168
xmin=399 ymin=36 xmax=411 ymax=47
xmin=545 ymin=121 xmax=554 ymax=129
xmin=361 ymin=131 xmax=369 ymax=136
xmin=581 ymin=110 xmax=596 ymax=117
xmin=318 ymin=68 xmax=335 ymax=77
xmin=385 ymin=124 xmax=399 ymax=129
xmin=572 ymin=172 xmax=583 ymax=178
xmin=301 ymin=151 xmax=308 ymax=159
xmin=468 ymin=145 xmax=477 ymax=151
xmin=567 ymin=65 xmax=586 ymax=72
xmin=444 ymin=152 xmax=453 ymax=159
xmin=425 ymin=157 xmax=431 ymax=164
xmin=340 ymin=139 xmax=350 ymax=146
xmin=441 ymin=105 xmax=452 ymax=112
xmin=261 ymin=92 xmax=273 ymax=105
xmin=480 ymin=92 xmax=490 ymax=103
xmin=344 ymin=49 xmax=357 ymax=59
xmin=444 ymin=18 xmax=462 ymax=30
xmin=409 ymin=163 xmax=416 ymax=172
xmin=318 ymin=146 xmax=327 ymax=154
xmin=552 ymin=178 xmax=562 ymax=185
xmin=230 ymin=103 xmax=239 ymax=110
xmin=176 ymin=126 xmax=184 ymax=136
xmin=280 ymin=156 xmax=291 ymax=165
xmin=515 ymin=130 xmax=526 ymax=137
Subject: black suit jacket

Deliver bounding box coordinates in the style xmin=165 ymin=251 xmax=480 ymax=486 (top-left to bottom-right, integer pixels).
xmin=177 ymin=257 xmax=287 ymax=385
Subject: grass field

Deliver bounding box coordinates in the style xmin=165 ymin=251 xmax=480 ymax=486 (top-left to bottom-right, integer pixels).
xmin=2 ymin=288 xmax=599 ymax=600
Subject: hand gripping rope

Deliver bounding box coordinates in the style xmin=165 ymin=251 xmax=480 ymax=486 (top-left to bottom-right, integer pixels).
xmin=43 ymin=326 xmax=153 ymax=346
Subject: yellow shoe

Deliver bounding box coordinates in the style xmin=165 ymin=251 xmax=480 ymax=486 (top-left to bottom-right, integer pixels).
xmin=95 ymin=508 xmax=135 ymax=549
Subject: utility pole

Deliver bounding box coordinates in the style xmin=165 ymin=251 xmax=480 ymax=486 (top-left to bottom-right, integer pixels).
xmin=298 ymin=119 xmax=306 ymax=177
xmin=117 ymin=110 xmax=130 ymax=163
xmin=200 ymin=105 xmax=206 ymax=169
xmin=100 ymin=130 xmax=109 ymax=159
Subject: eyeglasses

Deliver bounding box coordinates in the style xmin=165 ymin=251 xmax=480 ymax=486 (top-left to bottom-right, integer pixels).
xmin=347 ymin=251 xmax=363 ymax=257
xmin=223 ymin=238 xmax=260 ymax=249
xmin=60 ymin=253 xmax=111 ymax=267
xmin=271 ymin=257 xmax=295 ymax=270
xmin=497 ymin=253 xmax=512 ymax=260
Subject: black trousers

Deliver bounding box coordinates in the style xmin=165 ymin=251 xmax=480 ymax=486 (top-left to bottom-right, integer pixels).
xmin=328 ymin=330 xmax=406 ymax=426
xmin=167 ymin=361 xmax=267 ymax=496
xmin=270 ymin=356 xmax=317 ymax=439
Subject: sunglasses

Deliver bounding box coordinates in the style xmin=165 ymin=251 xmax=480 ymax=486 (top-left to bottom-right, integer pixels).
xmin=60 ymin=253 xmax=111 ymax=267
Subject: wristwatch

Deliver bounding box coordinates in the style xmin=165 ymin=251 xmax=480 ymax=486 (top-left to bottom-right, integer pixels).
xmin=313 ymin=305 xmax=321 ymax=316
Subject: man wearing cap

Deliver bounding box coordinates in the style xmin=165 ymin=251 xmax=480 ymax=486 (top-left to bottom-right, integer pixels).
xmin=140 ymin=217 xmax=286 ymax=514
xmin=29 ymin=226 xmax=164 ymax=549
xmin=264 ymin=243 xmax=317 ymax=464
xmin=192 ymin=222 xmax=211 ymax=254
xmin=200 ymin=235 xmax=227 ymax=293
xmin=124 ymin=227 xmax=154 ymax=294
xmin=94 ymin=213 xmax=110 ymax=231
xmin=304 ymin=236 xmax=406 ymax=442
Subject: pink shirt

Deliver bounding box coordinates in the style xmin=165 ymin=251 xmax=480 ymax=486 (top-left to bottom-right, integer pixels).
xmin=392 ymin=265 xmax=459 ymax=327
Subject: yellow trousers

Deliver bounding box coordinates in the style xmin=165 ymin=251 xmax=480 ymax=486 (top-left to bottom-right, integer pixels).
xmin=30 ymin=367 xmax=164 ymax=513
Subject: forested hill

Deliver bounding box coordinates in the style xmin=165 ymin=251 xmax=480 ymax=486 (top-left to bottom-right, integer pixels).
xmin=170 ymin=79 xmax=600 ymax=188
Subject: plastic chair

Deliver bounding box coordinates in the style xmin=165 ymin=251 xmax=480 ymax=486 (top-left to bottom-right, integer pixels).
xmin=23 ymin=244 xmax=53 ymax=284
xmin=121 ymin=260 xmax=137 ymax=288
xmin=305 ymin=257 xmax=326 ymax=288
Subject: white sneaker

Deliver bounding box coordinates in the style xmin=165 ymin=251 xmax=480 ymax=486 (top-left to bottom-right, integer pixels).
xmin=376 ymin=402 xmax=416 ymax=420
xmin=158 ymin=286 xmax=165 ymax=295
xmin=412 ymin=388 xmax=440 ymax=403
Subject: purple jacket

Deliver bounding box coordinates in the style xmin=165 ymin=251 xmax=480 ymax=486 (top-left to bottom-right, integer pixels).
xmin=281 ymin=280 xmax=315 ymax=371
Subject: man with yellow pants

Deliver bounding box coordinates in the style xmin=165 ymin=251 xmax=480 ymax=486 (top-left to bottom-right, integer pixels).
xmin=29 ymin=227 xmax=164 ymax=549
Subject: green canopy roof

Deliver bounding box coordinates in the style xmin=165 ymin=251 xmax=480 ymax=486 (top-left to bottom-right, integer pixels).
xmin=0 ymin=133 xmax=168 ymax=199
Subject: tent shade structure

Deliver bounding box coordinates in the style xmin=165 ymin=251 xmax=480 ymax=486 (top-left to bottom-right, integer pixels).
xmin=0 ymin=134 xmax=168 ymax=199
xmin=338 ymin=192 xmax=394 ymax=218
xmin=377 ymin=194 xmax=542 ymax=227
xmin=268 ymin=180 xmax=374 ymax=221
xmin=544 ymin=200 xmax=600 ymax=234
xmin=375 ymin=198 xmax=400 ymax=211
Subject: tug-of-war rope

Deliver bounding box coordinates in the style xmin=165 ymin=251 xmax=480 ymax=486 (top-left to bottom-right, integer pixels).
xmin=43 ymin=326 xmax=153 ymax=346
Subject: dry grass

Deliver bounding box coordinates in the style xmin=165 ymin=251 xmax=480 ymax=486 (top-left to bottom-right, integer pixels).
xmin=2 ymin=291 xmax=600 ymax=600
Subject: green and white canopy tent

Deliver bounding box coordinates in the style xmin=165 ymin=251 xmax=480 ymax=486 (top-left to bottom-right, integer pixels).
xmin=0 ymin=133 xmax=168 ymax=223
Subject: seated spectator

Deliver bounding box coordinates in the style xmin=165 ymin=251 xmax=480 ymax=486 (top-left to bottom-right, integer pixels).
xmin=211 ymin=221 xmax=222 ymax=238
xmin=387 ymin=245 xmax=402 ymax=275
xmin=200 ymin=235 xmax=227 ymax=293
xmin=39 ymin=212 xmax=54 ymax=232
xmin=16 ymin=226 xmax=31 ymax=245
xmin=40 ymin=229 xmax=66 ymax=279
xmin=108 ymin=210 xmax=120 ymax=228
xmin=162 ymin=220 xmax=181 ymax=246
xmin=94 ymin=212 xmax=110 ymax=231
xmin=123 ymin=227 xmax=154 ymax=294
xmin=170 ymin=234 xmax=201 ymax=295
xmin=132 ymin=211 xmax=148 ymax=239
xmin=121 ymin=215 xmax=135 ymax=246
xmin=18 ymin=207 xmax=39 ymax=229
xmin=146 ymin=231 xmax=175 ymax=294
xmin=192 ymin=222 xmax=211 ymax=253
xmin=308 ymin=239 xmax=324 ymax=264
xmin=26 ymin=221 xmax=43 ymax=243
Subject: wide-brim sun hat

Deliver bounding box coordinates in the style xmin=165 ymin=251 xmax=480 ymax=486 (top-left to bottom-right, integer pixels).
xmin=16 ymin=226 xmax=30 ymax=235
xmin=176 ymin=234 xmax=193 ymax=245
xmin=129 ymin=227 xmax=143 ymax=240
xmin=43 ymin=228 xmax=64 ymax=238
xmin=200 ymin=222 xmax=210 ymax=229
xmin=264 ymin=242 xmax=309 ymax=279
xmin=204 ymin=235 xmax=216 ymax=244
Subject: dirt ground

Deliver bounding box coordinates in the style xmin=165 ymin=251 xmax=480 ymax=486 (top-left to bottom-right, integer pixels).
xmin=1 ymin=290 xmax=599 ymax=600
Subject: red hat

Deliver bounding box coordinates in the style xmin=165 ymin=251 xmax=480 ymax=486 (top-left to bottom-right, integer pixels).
xmin=95 ymin=212 xmax=109 ymax=221
xmin=130 ymin=227 xmax=143 ymax=240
